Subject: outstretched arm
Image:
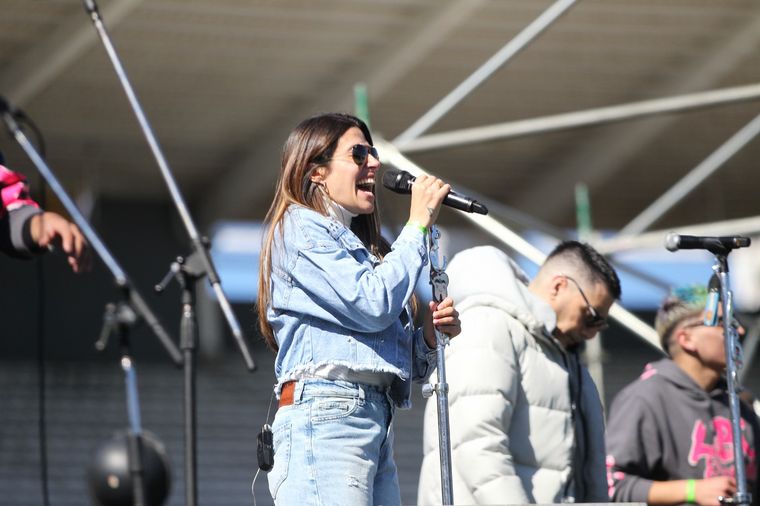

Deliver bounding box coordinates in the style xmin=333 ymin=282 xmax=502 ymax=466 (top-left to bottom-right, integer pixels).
xmin=647 ymin=477 xmax=737 ymax=506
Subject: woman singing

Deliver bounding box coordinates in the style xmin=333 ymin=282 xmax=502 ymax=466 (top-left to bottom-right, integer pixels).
xmin=257 ymin=112 xmax=460 ymax=505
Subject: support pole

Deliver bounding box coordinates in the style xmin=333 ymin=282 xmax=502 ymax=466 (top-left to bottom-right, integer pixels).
xmin=378 ymin=137 xmax=662 ymax=351
xmin=620 ymin=112 xmax=760 ymax=236
xmin=394 ymin=0 xmax=577 ymax=145
xmin=398 ymin=83 xmax=760 ymax=153
xmin=575 ymin=184 xmax=605 ymax=405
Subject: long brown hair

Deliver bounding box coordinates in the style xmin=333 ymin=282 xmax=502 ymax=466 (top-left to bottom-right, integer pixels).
xmin=257 ymin=113 xmax=391 ymax=351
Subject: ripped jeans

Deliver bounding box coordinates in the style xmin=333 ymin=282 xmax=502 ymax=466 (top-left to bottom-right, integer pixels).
xmin=266 ymin=378 xmax=400 ymax=506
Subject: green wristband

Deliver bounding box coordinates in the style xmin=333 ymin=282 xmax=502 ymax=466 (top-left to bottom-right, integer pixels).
xmin=406 ymin=221 xmax=427 ymax=235
xmin=685 ymin=479 xmax=697 ymax=504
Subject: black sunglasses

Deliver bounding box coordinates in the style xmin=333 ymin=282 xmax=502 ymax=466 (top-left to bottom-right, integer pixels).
xmin=682 ymin=315 xmax=741 ymax=330
xmin=564 ymin=275 xmax=607 ymax=328
xmin=323 ymin=144 xmax=379 ymax=167
xmin=349 ymin=144 xmax=379 ymax=166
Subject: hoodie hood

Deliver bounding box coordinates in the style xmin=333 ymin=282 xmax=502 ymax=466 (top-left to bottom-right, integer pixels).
xmin=640 ymin=358 xmax=714 ymax=400
xmin=446 ymin=245 xmax=557 ymax=339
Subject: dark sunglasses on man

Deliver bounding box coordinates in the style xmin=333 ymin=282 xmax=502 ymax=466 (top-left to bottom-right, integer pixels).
xmin=563 ymin=275 xmax=608 ymax=329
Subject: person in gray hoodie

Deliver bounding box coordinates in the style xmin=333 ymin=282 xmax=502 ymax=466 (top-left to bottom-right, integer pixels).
xmin=418 ymin=241 xmax=620 ymax=505
xmin=606 ymin=286 xmax=760 ymax=506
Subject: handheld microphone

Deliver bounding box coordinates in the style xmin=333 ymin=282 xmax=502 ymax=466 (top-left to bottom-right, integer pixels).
xmin=664 ymin=233 xmax=751 ymax=255
xmin=381 ymin=169 xmax=488 ymax=215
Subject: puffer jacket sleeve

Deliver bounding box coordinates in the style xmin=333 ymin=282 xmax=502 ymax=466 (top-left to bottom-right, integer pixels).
xmin=605 ymin=387 xmax=659 ymax=502
xmin=445 ymin=304 xmax=530 ymax=504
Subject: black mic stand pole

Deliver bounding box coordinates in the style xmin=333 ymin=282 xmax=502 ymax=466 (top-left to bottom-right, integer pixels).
xmin=79 ymin=0 xmax=253 ymax=371
xmin=155 ymin=253 xmax=204 ymax=506
xmin=712 ymin=253 xmax=752 ymax=506
xmin=0 ymin=99 xmax=183 ymax=506
xmin=81 ymin=2 xmax=256 ymax=505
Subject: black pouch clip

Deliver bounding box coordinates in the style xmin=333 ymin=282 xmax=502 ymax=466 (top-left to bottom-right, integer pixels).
xmin=257 ymin=424 xmax=274 ymax=472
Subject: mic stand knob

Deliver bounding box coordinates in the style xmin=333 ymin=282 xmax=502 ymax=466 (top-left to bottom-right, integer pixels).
xmin=95 ymin=300 xmax=138 ymax=352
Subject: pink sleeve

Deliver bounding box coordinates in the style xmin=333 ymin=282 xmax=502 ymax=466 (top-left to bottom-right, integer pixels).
xmin=0 ymin=164 xmax=40 ymax=216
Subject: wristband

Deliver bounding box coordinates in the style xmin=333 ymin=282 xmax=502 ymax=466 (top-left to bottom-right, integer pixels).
xmin=21 ymin=210 xmax=47 ymax=254
xmin=685 ymin=479 xmax=697 ymax=504
xmin=406 ymin=221 xmax=427 ymax=235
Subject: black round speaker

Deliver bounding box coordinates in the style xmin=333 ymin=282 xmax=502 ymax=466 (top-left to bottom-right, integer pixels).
xmin=87 ymin=430 xmax=171 ymax=506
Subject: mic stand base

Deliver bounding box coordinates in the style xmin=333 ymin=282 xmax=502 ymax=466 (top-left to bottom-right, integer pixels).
xmin=126 ymin=430 xmax=148 ymax=506
xmin=97 ymin=298 xmax=148 ymax=506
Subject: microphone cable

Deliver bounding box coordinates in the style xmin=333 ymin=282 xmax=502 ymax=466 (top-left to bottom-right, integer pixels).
xmin=34 ymin=188 xmax=51 ymax=506
xmin=23 ymin=113 xmax=52 ymax=506
xmin=3 ymin=103 xmax=51 ymax=506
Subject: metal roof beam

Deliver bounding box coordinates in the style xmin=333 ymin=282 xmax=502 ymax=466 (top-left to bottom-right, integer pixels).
xmin=197 ymin=0 xmax=489 ymax=225
xmin=395 ymin=83 xmax=760 ymax=153
xmin=594 ymin=215 xmax=760 ymax=255
xmin=515 ymin=10 xmax=760 ymax=220
xmin=620 ymin=113 xmax=760 ymax=235
xmin=394 ymin=0 xmax=578 ymax=146
xmin=377 ymin=136 xmax=662 ymax=352
xmin=0 ymin=0 xmax=145 ymax=106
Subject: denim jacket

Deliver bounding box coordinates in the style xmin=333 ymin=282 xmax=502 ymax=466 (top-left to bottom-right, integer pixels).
xmin=268 ymin=205 xmax=437 ymax=408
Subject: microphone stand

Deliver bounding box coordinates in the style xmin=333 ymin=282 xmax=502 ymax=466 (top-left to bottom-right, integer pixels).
xmin=421 ymin=225 xmax=454 ymax=504
xmin=97 ymin=300 xmax=149 ymax=506
xmin=154 ymin=252 xmax=204 ymax=505
xmin=81 ymin=2 xmax=256 ymax=505
xmin=711 ymin=252 xmax=752 ymax=506
xmin=0 ymin=99 xmax=183 ymax=506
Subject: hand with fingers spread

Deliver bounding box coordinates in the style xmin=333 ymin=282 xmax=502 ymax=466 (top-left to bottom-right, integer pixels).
xmin=29 ymin=211 xmax=91 ymax=273
xmin=1 ymin=165 xmax=89 ymax=271
xmin=408 ymin=174 xmax=451 ymax=229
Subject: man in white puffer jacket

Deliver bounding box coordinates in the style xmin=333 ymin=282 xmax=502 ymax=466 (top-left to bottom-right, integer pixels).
xmin=418 ymin=242 xmax=620 ymax=505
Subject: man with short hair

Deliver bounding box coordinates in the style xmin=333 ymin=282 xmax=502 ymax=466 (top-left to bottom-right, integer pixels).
xmin=606 ymin=287 xmax=760 ymax=506
xmin=418 ymin=241 xmax=620 ymax=505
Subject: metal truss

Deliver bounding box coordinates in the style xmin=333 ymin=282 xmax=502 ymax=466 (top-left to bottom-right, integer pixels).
xmin=380 ymin=0 xmax=760 ymax=366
